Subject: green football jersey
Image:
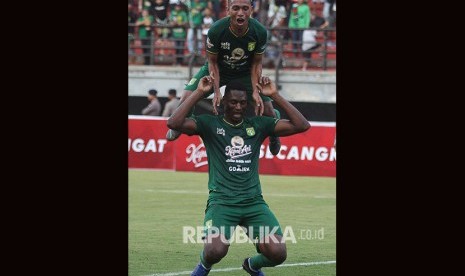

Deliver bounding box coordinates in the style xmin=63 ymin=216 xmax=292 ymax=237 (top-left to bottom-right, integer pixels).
xmin=205 ymin=17 xmax=268 ymax=79
xmin=193 ymin=114 xmax=278 ymax=204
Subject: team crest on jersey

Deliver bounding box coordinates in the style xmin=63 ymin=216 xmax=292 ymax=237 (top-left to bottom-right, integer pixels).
xmin=206 ymin=37 xmax=214 ymax=48
xmin=205 ymin=219 xmax=212 ymax=229
xmin=188 ymin=78 xmax=197 ymax=86
xmin=217 ymin=128 xmax=225 ymax=136
xmin=248 ymin=42 xmax=256 ymax=51
xmin=231 ymin=136 xmax=244 ymax=148
xmin=246 ymin=127 xmax=255 ymax=136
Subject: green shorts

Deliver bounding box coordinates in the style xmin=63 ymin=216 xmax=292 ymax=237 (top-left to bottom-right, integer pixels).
xmin=202 ymin=197 xmax=283 ymax=251
xmin=185 ymin=64 xmax=272 ymax=103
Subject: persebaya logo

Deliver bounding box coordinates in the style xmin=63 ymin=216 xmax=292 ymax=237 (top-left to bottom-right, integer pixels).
xmin=248 ymin=42 xmax=256 ymax=51
xmin=246 ymin=127 xmax=255 ymax=136
xmin=188 ymin=78 xmax=197 ymax=86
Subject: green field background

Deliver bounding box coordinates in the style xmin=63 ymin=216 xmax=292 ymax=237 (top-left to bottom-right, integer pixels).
xmin=129 ymin=170 xmax=336 ymax=276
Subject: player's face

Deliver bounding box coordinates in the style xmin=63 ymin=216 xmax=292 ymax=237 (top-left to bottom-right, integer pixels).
xmin=228 ymin=0 xmax=252 ymax=28
xmin=224 ymin=90 xmax=247 ymax=123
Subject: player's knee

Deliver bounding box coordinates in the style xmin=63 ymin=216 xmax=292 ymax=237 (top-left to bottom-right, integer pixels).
xmin=204 ymin=244 xmax=229 ymax=263
xmin=270 ymin=247 xmax=287 ymax=265
xmin=266 ymin=245 xmax=287 ymax=265
xmin=260 ymin=238 xmax=287 ymax=265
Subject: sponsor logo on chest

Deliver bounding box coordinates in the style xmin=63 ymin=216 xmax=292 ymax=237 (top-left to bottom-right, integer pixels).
xmin=221 ymin=42 xmax=230 ymax=50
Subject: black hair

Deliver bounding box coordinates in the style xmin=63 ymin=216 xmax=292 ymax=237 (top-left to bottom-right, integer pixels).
xmin=228 ymin=0 xmax=253 ymax=5
xmin=224 ymin=80 xmax=247 ymax=98
xmin=148 ymin=89 xmax=157 ymax=96
xmin=168 ymin=89 xmax=177 ymax=96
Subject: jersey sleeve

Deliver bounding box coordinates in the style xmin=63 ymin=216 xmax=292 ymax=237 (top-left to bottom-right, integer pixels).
xmin=254 ymin=116 xmax=279 ymax=136
xmin=191 ymin=115 xmax=202 ymax=134
xmin=191 ymin=114 xmax=212 ymax=137
xmin=205 ymin=25 xmax=220 ymax=55
xmin=255 ymin=21 xmax=269 ymax=55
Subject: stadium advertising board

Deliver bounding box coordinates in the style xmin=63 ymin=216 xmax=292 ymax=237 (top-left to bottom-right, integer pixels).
xmin=128 ymin=116 xmax=175 ymax=170
xmin=128 ymin=116 xmax=335 ymax=177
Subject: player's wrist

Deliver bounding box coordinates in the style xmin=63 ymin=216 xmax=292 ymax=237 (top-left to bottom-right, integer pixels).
xmin=269 ymin=92 xmax=281 ymax=100
xmin=194 ymin=88 xmax=209 ymax=97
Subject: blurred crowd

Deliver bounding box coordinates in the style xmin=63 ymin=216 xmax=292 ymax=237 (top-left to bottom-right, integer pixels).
xmin=128 ymin=0 xmax=336 ymax=68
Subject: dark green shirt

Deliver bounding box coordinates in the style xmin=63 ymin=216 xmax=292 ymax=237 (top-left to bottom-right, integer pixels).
xmin=193 ymin=114 xmax=278 ymax=204
xmin=205 ymin=17 xmax=268 ymax=79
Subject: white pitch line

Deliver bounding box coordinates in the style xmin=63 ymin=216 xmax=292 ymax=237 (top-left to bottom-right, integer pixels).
xmin=144 ymin=260 xmax=336 ymax=276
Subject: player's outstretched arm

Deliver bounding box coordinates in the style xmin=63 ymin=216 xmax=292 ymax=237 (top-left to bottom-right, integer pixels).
xmin=256 ymin=78 xmax=310 ymax=137
xmin=167 ymin=76 xmax=214 ymax=135
xmin=207 ymin=52 xmax=222 ymax=115
xmin=251 ymin=54 xmax=264 ymax=116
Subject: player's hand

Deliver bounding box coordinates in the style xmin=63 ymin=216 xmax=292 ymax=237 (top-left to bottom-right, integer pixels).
xmin=252 ymin=76 xmax=272 ymax=116
xmin=212 ymin=91 xmax=222 ymax=115
xmin=252 ymin=89 xmax=264 ymax=116
xmin=259 ymin=75 xmax=271 ymax=86
xmin=198 ymin=76 xmax=213 ymax=94
xmin=256 ymin=78 xmax=278 ymax=97
xmin=208 ymin=72 xmax=221 ymax=115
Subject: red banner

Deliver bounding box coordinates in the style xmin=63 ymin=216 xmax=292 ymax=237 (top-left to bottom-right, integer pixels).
xmin=128 ymin=116 xmax=175 ymax=170
xmin=128 ymin=116 xmax=336 ymax=177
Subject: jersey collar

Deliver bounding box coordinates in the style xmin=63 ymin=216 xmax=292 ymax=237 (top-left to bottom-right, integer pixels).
xmin=223 ymin=117 xmax=244 ymax=128
xmin=228 ymin=25 xmax=249 ymax=37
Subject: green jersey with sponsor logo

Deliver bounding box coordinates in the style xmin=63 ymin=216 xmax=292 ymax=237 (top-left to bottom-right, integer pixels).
xmin=205 ymin=16 xmax=268 ymax=79
xmin=193 ymin=114 xmax=278 ymax=204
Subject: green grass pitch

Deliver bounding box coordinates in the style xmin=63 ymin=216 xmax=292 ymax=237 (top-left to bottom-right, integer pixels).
xmin=129 ymin=170 xmax=336 ymax=276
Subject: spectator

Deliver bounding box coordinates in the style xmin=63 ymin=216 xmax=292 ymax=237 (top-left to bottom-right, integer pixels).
xmin=136 ymin=9 xmax=154 ymax=65
xmin=139 ymin=0 xmax=152 ymax=11
xmin=301 ymin=10 xmax=327 ymax=70
xmin=201 ymin=7 xmax=215 ymax=40
xmin=326 ymin=0 xmax=336 ymax=28
xmin=128 ymin=3 xmax=138 ymax=64
xmin=169 ymin=0 xmax=178 ymax=11
xmin=288 ymin=0 xmax=310 ymax=57
xmin=187 ymin=0 xmax=207 ymax=55
xmin=169 ymin=2 xmax=189 ymax=65
xmin=207 ymin=0 xmax=221 ymax=20
xmin=252 ymin=0 xmax=269 ymax=23
xmin=266 ymin=0 xmax=288 ymax=41
xmin=142 ymin=89 xmax=161 ymax=116
xmin=152 ymin=0 xmax=171 ymax=38
xmin=141 ymin=0 xmax=155 ymax=14
xmin=301 ymin=29 xmax=317 ymax=70
xmin=323 ymin=0 xmax=335 ymax=21
xmin=162 ymin=89 xmax=180 ymax=117
xmin=128 ymin=2 xmax=138 ymax=38
xmin=169 ymin=0 xmax=188 ymax=13
xmin=310 ymin=9 xmax=328 ymax=29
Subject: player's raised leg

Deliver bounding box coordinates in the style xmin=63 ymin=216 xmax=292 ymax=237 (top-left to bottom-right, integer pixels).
xmin=166 ymin=66 xmax=211 ymax=141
